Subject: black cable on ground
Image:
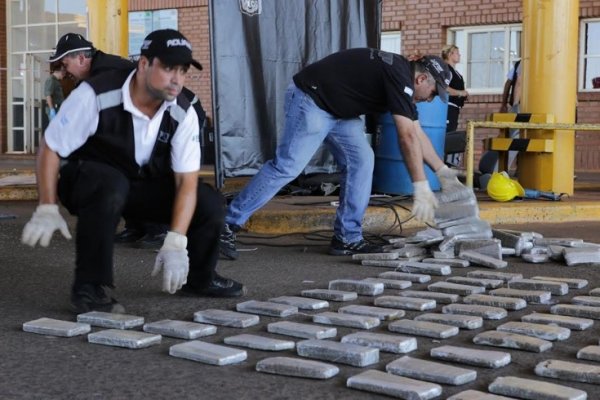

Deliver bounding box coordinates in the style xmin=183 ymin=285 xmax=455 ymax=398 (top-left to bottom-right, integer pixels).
xmin=234 ymin=194 xmax=419 ymax=248
xmin=236 ymin=230 xmax=332 ymax=248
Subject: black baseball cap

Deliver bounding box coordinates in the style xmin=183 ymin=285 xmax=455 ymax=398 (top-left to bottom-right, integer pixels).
xmin=48 ymin=33 xmax=94 ymax=62
xmin=420 ymin=55 xmax=451 ymax=103
xmin=140 ymin=29 xmax=202 ymax=70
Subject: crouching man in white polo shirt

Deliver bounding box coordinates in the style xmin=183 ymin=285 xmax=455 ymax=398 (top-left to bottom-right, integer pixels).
xmin=22 ymin=29 xmax=245 ymax=313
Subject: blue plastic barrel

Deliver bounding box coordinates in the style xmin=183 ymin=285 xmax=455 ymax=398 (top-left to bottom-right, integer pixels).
xmin=372 ymin=96 xmax=448 ymax=195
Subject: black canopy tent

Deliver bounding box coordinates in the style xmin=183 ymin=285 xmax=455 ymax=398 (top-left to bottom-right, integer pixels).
xmin=209 ymin=0 xmax=382 ymax=188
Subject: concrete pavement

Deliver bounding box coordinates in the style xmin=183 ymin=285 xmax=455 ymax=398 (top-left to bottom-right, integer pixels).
xmin=3 ymin=201 xmax=600 ymax=399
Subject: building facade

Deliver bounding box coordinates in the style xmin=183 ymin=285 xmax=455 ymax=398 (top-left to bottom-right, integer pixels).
xmin=1 ymin=0 xmax=599 ymax=169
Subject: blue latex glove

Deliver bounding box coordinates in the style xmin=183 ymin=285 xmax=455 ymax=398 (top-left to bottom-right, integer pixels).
xmin=49 ymin=108 xmax=57 ymax=120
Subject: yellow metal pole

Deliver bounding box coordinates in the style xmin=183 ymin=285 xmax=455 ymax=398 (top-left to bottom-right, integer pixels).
xmin=520 ymin=0 xmax=578 ymax=195
xmin=87 ymin=0 xmax=129 ymax=57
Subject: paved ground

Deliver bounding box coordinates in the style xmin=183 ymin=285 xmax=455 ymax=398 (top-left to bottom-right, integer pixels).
xmin=3 ymin=200 xmax=600 ymax=399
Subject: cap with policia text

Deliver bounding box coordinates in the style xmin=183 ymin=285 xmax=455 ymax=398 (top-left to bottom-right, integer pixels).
xmin=140 ymin=29 xmax=203 ymax=70
xmin=48 ymin=33 xmax=94 ymax=62
xmin=420 ymin=55 xmax=452 ymax=103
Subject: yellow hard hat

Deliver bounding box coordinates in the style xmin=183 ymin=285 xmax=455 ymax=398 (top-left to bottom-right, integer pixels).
xmin=487 ymin=172 xmax=525 ymax=202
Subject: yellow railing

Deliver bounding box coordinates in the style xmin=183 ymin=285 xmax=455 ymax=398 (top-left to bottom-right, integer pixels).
xmin=465 ymin=120 xmax=600 ymax=188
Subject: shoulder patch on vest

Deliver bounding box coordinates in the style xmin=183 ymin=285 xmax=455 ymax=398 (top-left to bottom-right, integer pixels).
xmin=169 ymin=103 xmax=187 ymax=124
xmin=97 ymin=89 xmax=123 ymax=111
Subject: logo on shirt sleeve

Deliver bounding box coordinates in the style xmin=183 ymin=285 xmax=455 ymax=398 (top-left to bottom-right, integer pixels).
xmin=370 ymin=49 xmax=394 ymax=65
xmin=404 ymin=86 xmax=414 ymax=96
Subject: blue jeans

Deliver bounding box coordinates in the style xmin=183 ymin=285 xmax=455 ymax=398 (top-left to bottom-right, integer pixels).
xmin=225 ymin=83 xmax=374 ymax=243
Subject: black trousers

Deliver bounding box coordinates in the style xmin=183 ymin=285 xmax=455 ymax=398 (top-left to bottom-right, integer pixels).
xmin=446 ymin=105 xmax=460 ymax=133
xmin=58 ymin=160 xmax=223 ymax=289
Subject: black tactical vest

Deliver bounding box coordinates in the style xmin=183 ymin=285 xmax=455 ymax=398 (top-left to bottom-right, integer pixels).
xmin=69 ymin=69 xmax=191 ymax=179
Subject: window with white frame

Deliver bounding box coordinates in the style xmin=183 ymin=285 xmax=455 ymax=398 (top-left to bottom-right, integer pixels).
xmin=580 ymin=19 xmax=600 ymax=91
xmin=448 ymin=25 xmax=521 ymax=94
xmin=380 ymin=31 xmax=401 ymax=55
xmin=128 ymin=10 xmax=178 ymax=57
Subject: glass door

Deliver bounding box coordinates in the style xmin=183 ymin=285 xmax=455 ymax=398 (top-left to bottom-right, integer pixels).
xmin=9 ymin=53 xmax=48 ymax=153
xmin=27 ymin=54 xmax=45 ymax=153
xmin=9 ymin=54 xmax=26 ymax=153
xmin=7 ymin=0 xmax=88 ymax=153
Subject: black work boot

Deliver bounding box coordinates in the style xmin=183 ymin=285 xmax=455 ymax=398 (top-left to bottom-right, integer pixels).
xmin=71 ymin=284 xmax=125 ymax=314
xmin=180 ymin=274 xmax=246 ymax=298
xmin=328 ymin=236 xmax=384 ymax=256
xmin=134 ymin=232 xmax=167 ymax=249
xmin=114 ymin=227 xmax=144 ymax=244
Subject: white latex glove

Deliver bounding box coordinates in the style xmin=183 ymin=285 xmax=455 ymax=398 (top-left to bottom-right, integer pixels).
xmin=151 ymin=231 xmax=189 ymax=294
xmin=436 ymin=165 xmax=464 ymax=193
xmin=22 ymin=204 xmax=72 ymax=247
xmin=412 ymin=180 xmax=439 ymax=223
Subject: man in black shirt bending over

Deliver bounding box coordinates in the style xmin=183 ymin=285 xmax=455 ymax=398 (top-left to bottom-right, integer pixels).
xmin=220 ymin=49 xmax=466 ymax=259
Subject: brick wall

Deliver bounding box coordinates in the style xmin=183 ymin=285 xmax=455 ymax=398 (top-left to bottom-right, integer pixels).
xmin=383 ymin=0 xmax=522 ymax=55
xmin=139 ymin=0 xmax=600 ymax=170
xmin=129 ymin=0 xmax=212 ymax=119
xmin=576 ymin=92 xmax=600 ymax=171
xmin=577 ymin=0 xmax=600 ymax=173
xmin=384 ymin=0 xmax=600 ymax=170
xmin=1 ymin=1 xmax=600 ymax=169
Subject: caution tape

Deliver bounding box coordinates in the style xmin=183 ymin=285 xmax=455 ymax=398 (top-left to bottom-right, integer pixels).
xmin=464 ymin=120 xmax=600 ymax=188
xmin=490 ymin=113 xmax=554 ymax=124
xmin=485 ymin=137 xmax=554 ymax=152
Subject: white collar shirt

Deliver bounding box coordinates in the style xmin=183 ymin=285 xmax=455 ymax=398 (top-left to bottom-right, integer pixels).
xmin=44 ymin=70 xmax=200 ymax=173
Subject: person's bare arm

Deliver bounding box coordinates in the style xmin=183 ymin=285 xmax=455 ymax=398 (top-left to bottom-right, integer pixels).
xmin=46 ymin=95 xmax=55 ymax=110
xmin=21 ymin=137 xmax=72 ymax=247
xmin=170 ymin=171 xmax=198 ymax=235
xmin=500 ymin=78 xmax=512 ymax=113
xmin=512 ymin=74 xmax=522 ymax=107
xmin=392 ymin=115 xmax=440 ymax=222
xmin=392 ymin=114 xmax=427 ymax=182
xmin=413 ymin=120 xmax=445 ymax=173
xmin=447 ymin=87 xmax=469 ymax=99
xmin=151 ymin=170 xmax=197 ymax=294
xmin=36 ymin=137 xmax=61 ymax=204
